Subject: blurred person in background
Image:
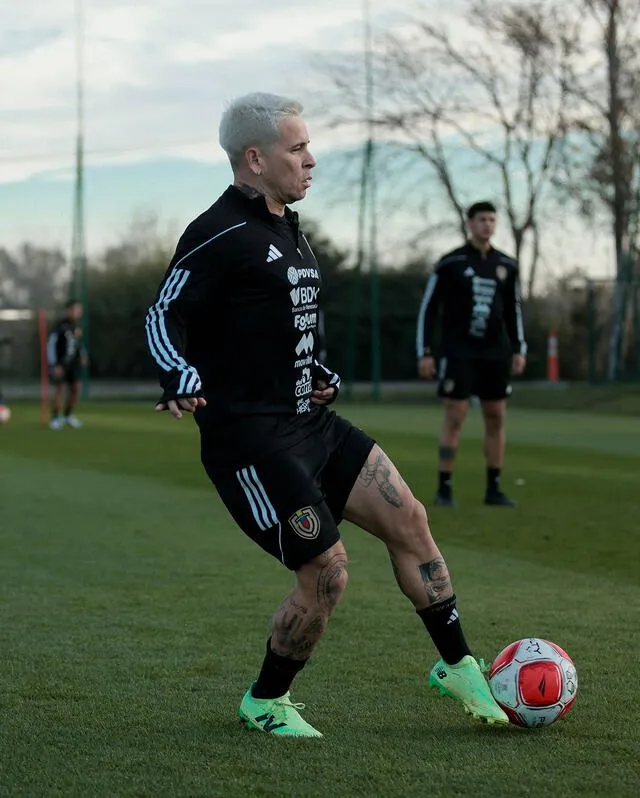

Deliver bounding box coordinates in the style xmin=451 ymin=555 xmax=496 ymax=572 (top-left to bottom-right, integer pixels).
xmin=416 ymin=202 xmax=527 ymax=508
xmin=47 ymin=299 xmax=88 ymax=430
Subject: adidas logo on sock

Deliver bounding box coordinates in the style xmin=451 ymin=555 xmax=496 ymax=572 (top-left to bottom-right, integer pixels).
xmin=446 ymin=609 xmax=459 ymax=625
xmin=266 ymin=244 xmax=283 ymax=262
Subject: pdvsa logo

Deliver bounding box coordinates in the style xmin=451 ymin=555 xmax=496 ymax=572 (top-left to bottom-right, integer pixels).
xmin=287 ymin=267 xmax=320 ymax=285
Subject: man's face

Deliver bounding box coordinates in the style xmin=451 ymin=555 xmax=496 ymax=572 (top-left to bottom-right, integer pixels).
xmin=468 ymin=211 xmax=496 ymax=242
xmin=259 ymin=116 xmax=316 ymax=204
xmin=67 ymin=303 xmax=83 ymax=322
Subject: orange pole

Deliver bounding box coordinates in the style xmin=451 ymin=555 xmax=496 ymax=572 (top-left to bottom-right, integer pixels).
xmin=547 ymin=330 xmax=559 ymax=383
xmin=38 ymin=309 xmax=49 ymax=426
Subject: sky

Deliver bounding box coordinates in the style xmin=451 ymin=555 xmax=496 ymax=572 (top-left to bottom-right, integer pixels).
xmin=0 ymin=0 xmax=616 ymax=286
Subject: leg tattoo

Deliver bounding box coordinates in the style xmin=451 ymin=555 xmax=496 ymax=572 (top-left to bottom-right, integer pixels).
xmin=418 ymin=558 xmax=452 ymax=605
xmin=316 ymin=551 xmax=348 ymax=607
xmin=358 ymin=451 xmax=404 ymax=508
xmin=438 ymin=445 xmax=457 ymax=462
xmin=272 ymin=595 xmax=327 ymax=659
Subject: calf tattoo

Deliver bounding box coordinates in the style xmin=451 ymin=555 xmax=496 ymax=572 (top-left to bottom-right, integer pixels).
xmin=439 ymin=445 xmax=457 ymax=462
xmin=418 ymin=557 xmax=451 ymax=605
xmin=273 ymin=595 xmax=327 ymax=659
xmin=358 ymin=451 xmax=403 ymax=508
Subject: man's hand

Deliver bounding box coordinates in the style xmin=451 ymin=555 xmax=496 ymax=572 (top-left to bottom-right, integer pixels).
xmin=512 ymin=354 xmax=526 ymax=376
xmin=311 ymin=380 xmax=336 ymax=406
xmin=418 ymin=355 xmax=437 ymax=380
xmin=52 ymin=364 xmax=64 ymax=379
xmin=155 ymin=396 xmax=207 ymax=419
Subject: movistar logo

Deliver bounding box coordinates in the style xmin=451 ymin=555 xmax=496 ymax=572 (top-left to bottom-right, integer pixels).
xmin=295 ymin=332 xmax=314 ymax=356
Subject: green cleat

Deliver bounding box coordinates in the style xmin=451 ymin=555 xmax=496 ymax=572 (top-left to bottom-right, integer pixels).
xmin=238 ymin=683 xmax=323 ymax=738
xmin=429 ymin=655 xmax=509 ymax=725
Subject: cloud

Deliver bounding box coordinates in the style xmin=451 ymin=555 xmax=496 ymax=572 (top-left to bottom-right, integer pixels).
xmin=0 ymin=0 xmax=410 ymax=183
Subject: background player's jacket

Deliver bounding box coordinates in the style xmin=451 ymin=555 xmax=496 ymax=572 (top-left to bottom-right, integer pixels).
xmin=416 ymin=243 xmax=527 ymax=360
xmin=47 ymin=318 xmax=85 ymax=368
xmin=145 ymin=186 xmax=340 ymax=464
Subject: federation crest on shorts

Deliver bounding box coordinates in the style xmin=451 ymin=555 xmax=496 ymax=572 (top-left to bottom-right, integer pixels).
xmin=288 ymin=506 xmax=320 ymax=539
xmin=443 ymin=379 xmax=455 ymax=394
xmin=496 ymin=265 xmax=508 ymax=281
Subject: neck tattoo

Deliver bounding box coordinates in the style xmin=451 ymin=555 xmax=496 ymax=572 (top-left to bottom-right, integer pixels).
xmin=237 ymin=183 xmax=263 ymax=199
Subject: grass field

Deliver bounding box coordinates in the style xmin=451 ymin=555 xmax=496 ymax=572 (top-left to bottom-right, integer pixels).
xmin=1 ymin=402 xmax=639 ymax=798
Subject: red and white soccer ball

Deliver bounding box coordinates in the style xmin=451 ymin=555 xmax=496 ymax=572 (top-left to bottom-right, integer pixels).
xmin=488 ymin=638 xmax=578 ymax=728
xmin=0 ymin=405 xmax=11 ymax=424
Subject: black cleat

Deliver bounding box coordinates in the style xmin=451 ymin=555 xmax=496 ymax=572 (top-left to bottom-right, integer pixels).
xmin=434 ymin=493 xmax=458 ymax=508
xmin=484 ymin=490 xmax=517 ymax=507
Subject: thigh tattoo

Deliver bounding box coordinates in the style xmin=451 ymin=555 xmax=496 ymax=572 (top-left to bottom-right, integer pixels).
xmin=358 ymin=450 xmax=404 ymax=508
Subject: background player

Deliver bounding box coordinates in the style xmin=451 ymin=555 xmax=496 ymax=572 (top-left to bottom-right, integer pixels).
xmin=47 ymin=299 xmax=88 ymax=430
xmin=416 ymin=202 xmax=527 ymax=507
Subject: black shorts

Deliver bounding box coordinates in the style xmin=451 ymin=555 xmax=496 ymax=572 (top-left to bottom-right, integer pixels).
xmin=50 ymin=364 xmax=81 ymax=385
xmin=437 ymin=356 xmax=512 ymax=401
xmin=202 ymin=411 xmax=375 ymax=571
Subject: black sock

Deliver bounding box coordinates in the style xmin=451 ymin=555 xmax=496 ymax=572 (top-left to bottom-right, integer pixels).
xmin=416 ymin=595 xmax=472 ymax=665
xmin=487 ymin=468 xmax=501 ymax=494
xmin=251 ymin=638 xmax=308 ymax=699
xmin=438 ymin=471 xmax=452 ymax=498
xmin=64 ymin=405 xmax=73 ymax=417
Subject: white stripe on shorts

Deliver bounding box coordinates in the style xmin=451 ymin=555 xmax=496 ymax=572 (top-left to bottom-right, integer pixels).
xmin=235 ymin=466 xmax=279 ymax=531
xmin=235 ymin=467 xmax=285 ymax=564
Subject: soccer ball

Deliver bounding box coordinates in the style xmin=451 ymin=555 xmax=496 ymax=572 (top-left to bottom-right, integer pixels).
xmin=0 ymin=405 xmax=11 ymax=424
xmin=488 ymin=638 xmax=578 ymax=728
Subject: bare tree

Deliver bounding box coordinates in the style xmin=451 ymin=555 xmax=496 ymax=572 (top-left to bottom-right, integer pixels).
xmin=317 ymin=0 xmax=576 ymax=296
xmin=556 ymin=0 xmax=640 ymax=378
xmin=0 ymin=244 xmax=67 ymax=309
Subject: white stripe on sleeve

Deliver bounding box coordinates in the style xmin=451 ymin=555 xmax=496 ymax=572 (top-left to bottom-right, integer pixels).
xmin=47 ymin=333 xmax=58 ymax=366
xmin=416 ymin=274 xmax=438 ymax=356
xmin=514 ymin=279 xmax=527 ymax=355
xmin=145 ymin=221 xmax=247 ymax=378
xmin=314 ymin=361 xmax=341 ymax=391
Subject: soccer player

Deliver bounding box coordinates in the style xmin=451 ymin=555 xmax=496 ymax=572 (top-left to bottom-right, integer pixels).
xmin=416 ymin=202 xmax=527 ymax=508
xmin=47 ymin=300 xmax=88 ymax=430
xmin=145 ymin=94 xmax=508 ymax=737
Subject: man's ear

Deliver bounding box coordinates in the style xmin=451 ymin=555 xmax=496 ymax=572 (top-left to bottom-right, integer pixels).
xmin=246 ymin=147 xmax=263 ymax=176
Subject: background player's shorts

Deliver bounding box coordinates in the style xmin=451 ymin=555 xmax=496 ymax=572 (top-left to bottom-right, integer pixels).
xmin=50 ymin=363 xmax=81 ymax=385
xmin=202 ymin=411 xmax=375 ymax=571
xmin=437 ymin=356 xmax=512 ymax=401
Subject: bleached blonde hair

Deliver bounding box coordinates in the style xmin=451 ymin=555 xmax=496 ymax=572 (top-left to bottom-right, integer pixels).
xmin=219 ymin=92 xmax=303 ymax=170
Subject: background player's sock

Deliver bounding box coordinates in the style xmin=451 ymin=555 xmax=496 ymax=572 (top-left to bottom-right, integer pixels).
xmin=251 ymin=637 xmax=308 ymax=699
xmin=487 ymin=467 xmax=501 ymax=494
xmin=417 ymin=595 xmax=472 ymax=665
xmin=438 ymin=471 xmax=452 ymax=498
